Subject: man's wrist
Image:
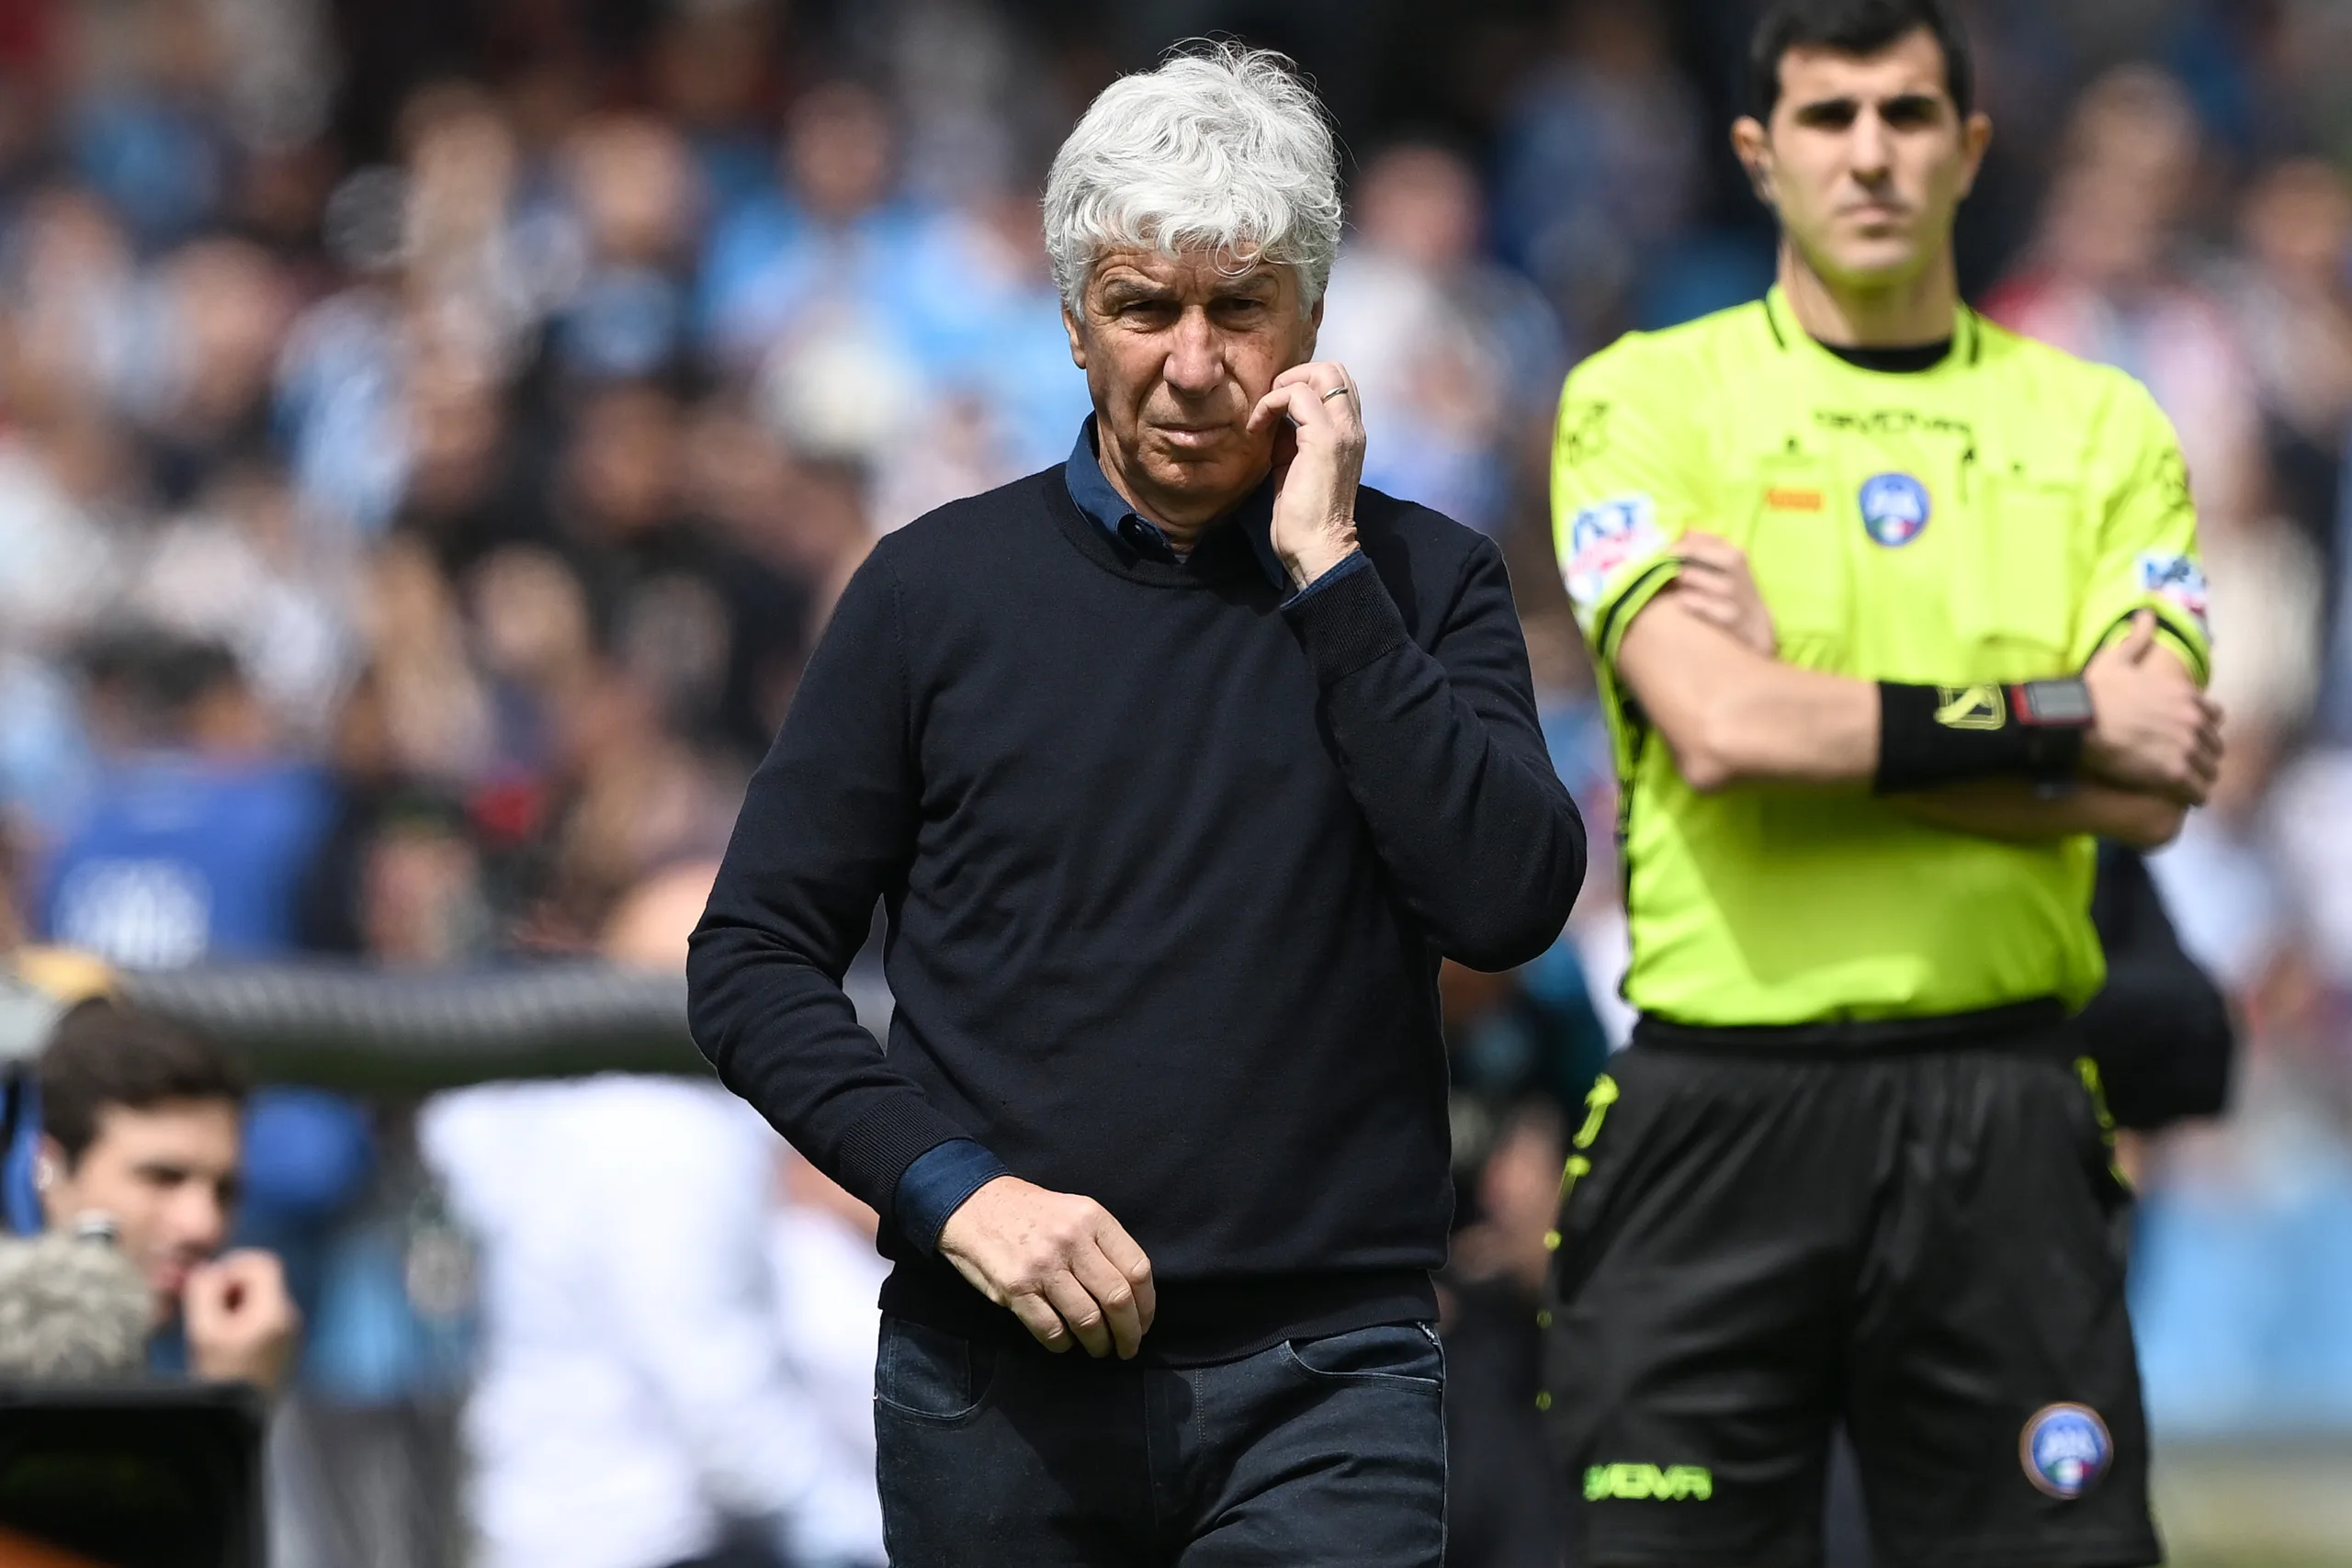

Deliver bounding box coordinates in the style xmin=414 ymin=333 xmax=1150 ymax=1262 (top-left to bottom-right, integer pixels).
xmin=894 ymin=1138 xmax=1011 ymax=1257
xmin=190 ymin=1337 xmax=295 ymax=1394
xmin=1873 ymin=679 xmax=2091 ymax=795
xmin=1283 ymin=531 xmax=1359 ymax=590
xmin=1280 ymin=550 xmax=1405 ymax=682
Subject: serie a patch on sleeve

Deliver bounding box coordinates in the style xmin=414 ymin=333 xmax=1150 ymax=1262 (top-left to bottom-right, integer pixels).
xmin=2135 ymin=551 xmax=2211 ymax=639
xmin=1564 ymin=493 xmax=1667 ymax=624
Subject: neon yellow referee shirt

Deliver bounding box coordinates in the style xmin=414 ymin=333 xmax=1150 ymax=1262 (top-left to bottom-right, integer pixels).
xmin=1552 ymin=288 xmax=2212 ymax=1026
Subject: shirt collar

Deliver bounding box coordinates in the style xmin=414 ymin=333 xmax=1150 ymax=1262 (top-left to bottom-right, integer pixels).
xmin=1066 ymin=417 xmax=1286 ymax=591
xmin=1760 ymin=283 xmax=1982 ymax=369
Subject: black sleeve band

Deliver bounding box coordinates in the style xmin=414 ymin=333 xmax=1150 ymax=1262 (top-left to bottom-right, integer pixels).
xmin=1872 ymin=679 xmax=2091 ymax=795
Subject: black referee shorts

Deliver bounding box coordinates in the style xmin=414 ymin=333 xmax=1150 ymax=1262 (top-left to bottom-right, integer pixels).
xmin=1541 ymin=1006 xmax=2159 ymax=1568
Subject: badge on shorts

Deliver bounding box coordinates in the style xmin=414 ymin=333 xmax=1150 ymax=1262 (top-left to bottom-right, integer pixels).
xmin=1859 ymin=472 xmax=1930 ymax=547
xmin=2020 ymin=1403 xmax=2111 ymax=1499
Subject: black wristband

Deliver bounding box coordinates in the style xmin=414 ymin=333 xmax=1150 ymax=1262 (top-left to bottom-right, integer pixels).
xmin=1873 ymin=679 xmax=2091 ymax=795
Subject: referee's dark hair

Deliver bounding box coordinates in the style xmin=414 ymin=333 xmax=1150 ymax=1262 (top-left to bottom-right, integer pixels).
xmin=1747 ymin=0 xmax=1975 ymax=121
xmin=37 ymin=1004 xmax=246 ymax=1172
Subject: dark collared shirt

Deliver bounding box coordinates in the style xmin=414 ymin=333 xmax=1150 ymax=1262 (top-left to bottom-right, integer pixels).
xmin=1061 ymin=418 xmax=1371 ymax=604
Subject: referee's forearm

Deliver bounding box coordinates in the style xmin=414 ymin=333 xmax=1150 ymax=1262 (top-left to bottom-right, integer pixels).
xmin=1885 ymin=780 xmax=2184 ymax=850
xmin=1616 ymin=599 xmax=1879 ymax=792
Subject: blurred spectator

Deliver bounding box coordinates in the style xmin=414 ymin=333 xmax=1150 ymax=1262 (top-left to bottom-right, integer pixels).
xmin=2196 ymin=503 xmax=2323 ymax=818
xmin=2228 ymin=158 xmax=2352 ymax=557
xmin=421 ymin=860 xmax=885 ymax=1568
xmin=650 ymin=2 xmax=781 ymax=224
xmin=353 ymin=538 xmax=496 ymax=785
xmin=1436 ymin=951 xmax=1604 ymax=1568
xmin=24 ymin=626 xmax=386 ymax=1529
xmin=1988 ymin=67 xmax=2328 ymax=942
xmin=536 ymin=380 xmax=808 ymax=761
xmin=1437 ymin=955 xmax=1608 ymax=1213
xmin=0 ymin=186 xmax=142 ymax=423
xmin=541 ymin=114 xmax=706 ymax=387
xmin=62 ymin=0 xmax=236 ymax=253
xmin=1319 ymin=141 xmax=1566 ymax=536
xmin=682 ymin=409 xmax=865 ymax=645
xmin=39 ymin=637 xmax=332 ymax=970
xmin=1442 ymin=1105 xmax=1570 ymax=1568
xmin=1493 ymin=0 xmax=1706 ymax=351
xmin=384 ymin=355 xmax=528 ymax=582
xmin=1985 ymin=66 xmax=2267 ymax=534
xmin=124 ymin=462 xmax=352 ymax=743
xmin=861 ymin=186 xmax=1094 ymax=525
xmin=701 ymin=79 xmax=952 ymax=395
xmin=764 ymin=1145 xmax=889 ymax=1557
xmin=32 ymin=1003 xmax=299 ymax=1394
xmin=130 ymin=237 xmax=297 ymax=508
xmin=0 ymin=827 xmax=25 ymax=953
xmin=0 ymin=396 xmax=137 ymax=663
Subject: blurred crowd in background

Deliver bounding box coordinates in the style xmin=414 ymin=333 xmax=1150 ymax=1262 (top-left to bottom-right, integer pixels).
xmin=4 ymin=0 xmax=2352 ymax=1562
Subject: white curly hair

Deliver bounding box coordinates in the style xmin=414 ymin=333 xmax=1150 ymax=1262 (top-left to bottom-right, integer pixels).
xmin=1042 ymin=42 xmax=1344 ymax=315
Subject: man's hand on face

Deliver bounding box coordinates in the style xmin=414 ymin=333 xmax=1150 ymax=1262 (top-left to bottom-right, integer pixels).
xmin=2083 ymin=611 xmax=2224 ymax=805
xmin=935 ymin=1176 xmax=1157 ymax=1359
xmin=184 ymin=1248 xmax=301 ymax=1395
xmin=1248 ymin=361 xmax=1365 ymax=590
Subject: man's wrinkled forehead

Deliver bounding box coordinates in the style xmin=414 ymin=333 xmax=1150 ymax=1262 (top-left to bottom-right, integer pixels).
xmin=1085 ymin=246 xmax=1290 ymax=300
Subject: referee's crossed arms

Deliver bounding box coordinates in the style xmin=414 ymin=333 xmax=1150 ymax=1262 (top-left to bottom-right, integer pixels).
xmin=1623 ymin=537 xmax=2218 ymax=849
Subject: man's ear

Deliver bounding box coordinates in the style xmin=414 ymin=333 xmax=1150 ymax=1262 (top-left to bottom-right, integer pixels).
xmin=1731 ymin=116 xmax=1776 ymax=208
xmin=1300 ymin=291 xmax=1323 ymax=361
xmin=1062 ymin=302 xmax=1088 ymax=370
xmin=1955 ymin=109 xmax=1994 ymax=199
xmin=34 ymin=1133 xmax=69 ymax=1224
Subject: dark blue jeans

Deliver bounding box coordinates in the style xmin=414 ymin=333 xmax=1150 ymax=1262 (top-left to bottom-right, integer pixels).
xmin=873 ymin=1315 xmax=1447 ymax=1567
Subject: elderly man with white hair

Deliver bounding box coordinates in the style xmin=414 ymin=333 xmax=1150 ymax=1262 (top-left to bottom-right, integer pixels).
xmin=690 ymin=44 xmax=1585 ymax=1564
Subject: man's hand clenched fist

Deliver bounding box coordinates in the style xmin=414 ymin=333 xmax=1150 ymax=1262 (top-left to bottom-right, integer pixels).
xmin=184 ymin=1248 xmax=301 ymax=1395
xmin=936 ymin=1177 xmax=1157 ymax=1359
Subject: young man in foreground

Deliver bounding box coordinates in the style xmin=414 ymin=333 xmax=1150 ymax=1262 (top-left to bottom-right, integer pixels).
xmin=35 ymin=1003 xmax=299 ymax=1393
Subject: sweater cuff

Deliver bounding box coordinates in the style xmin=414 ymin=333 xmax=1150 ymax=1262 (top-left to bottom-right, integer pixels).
xmin=1281 ymin=551 xmax=1408 ymax=684
xmin=831 ymin=1093 xmax=979 ymax=1222
xmin=1282 ymin=547 xmax=1373 ymax=607
xmin=893 ymin=1138 xmax=1012 ymax=1257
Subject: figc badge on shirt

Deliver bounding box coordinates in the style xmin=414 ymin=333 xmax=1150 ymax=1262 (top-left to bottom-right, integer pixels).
xmin=1859 ymin=472 xmax=1931 ymax=547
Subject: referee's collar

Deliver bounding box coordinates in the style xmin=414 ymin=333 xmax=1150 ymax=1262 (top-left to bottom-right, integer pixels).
xmin=1760 ymin=284 xmax=1984 ymax=368
xmin=1065 ymin=417 xmax=1285 ymax=590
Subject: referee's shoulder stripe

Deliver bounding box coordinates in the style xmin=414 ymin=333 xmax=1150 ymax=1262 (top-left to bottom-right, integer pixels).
xmin=1596 ymin=557 xmax=1681 ymax=663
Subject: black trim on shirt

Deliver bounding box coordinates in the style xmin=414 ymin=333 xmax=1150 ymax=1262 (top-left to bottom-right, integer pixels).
xmin=1821 ymin=337 xmax=1953 ymax=374
xmin=1594 ymin=558 xmax=1680 ymax=664
xmin=1761 ymin=289 xmax=1977 ymax=371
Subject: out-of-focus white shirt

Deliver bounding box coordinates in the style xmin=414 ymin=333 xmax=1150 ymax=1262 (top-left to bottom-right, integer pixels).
xmin=422 ymin=1076 xmax=884 ymax=1568
xmin=769 ymin=1202 xmax=890 ymax=1525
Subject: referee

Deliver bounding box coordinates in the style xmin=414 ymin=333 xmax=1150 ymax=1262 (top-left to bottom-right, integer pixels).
xmin=1544 ymin=4 xmax=2222 ymax=1566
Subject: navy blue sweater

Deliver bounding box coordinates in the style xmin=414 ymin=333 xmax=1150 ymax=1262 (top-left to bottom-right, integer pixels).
xmin=687 ymin=466 xmax=1585 ymax=1361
